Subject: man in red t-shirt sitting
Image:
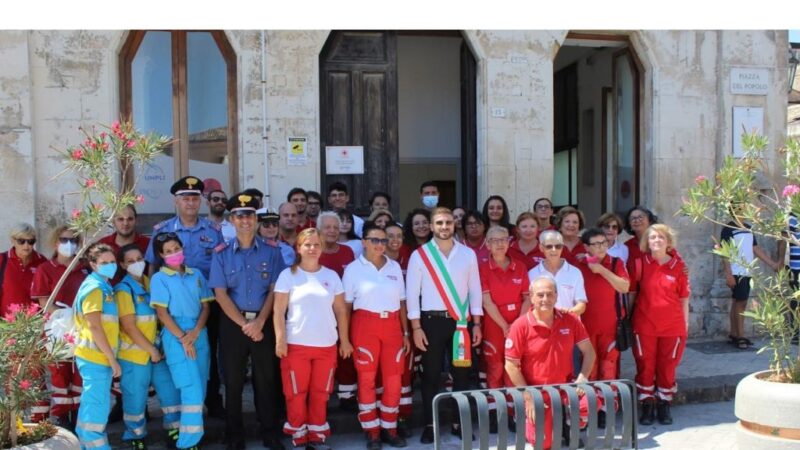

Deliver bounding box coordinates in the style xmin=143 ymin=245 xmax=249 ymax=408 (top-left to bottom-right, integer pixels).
xmin=505 ymin=275 xmax=597 ymax=449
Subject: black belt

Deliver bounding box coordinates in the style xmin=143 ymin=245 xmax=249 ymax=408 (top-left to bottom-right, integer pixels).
xmin=422 ymin=310 xmax=451 ymax=319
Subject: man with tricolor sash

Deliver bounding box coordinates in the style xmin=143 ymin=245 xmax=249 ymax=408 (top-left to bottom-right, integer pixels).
xmin=405 ymin=207 xmax=483 ymax=444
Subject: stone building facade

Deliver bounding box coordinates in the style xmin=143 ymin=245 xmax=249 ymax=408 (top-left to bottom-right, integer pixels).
xmin=0 ymin=30 xmax=792 ymax=337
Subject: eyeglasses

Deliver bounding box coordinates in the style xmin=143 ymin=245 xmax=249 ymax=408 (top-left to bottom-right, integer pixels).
xmin=308 ymin=201 xmax=321 ymax=206
xmin=15 ymin=238 xmax=36 ymax=246
xmin=155 ymin=232 xmax=179 ymax=242
xmin=209 ymin=196 xmax=226 ymax=203
xmin=543 ymin=243 xmax=564 ymax=250
xmin=465 ymin=221 xmax=482 ymax=227
xmin=329 ymin=192 xmax=346 ymax=199
xmin=58 ymin=237 xmax=80 ymax=244
xmin=602 ymin=224 xmax=619 ymax=230
xmin=487 ymin=237 xmax=513 ymax=245
xmin=535 ymin=204 xmax=552 ymax=210
xmin=365 ymin=237 xmax=389 ymax=245
xmin=629 ymin=215 xmax=647 ymax=222
xmin=587 ymin=240 xmax=608 ymax=247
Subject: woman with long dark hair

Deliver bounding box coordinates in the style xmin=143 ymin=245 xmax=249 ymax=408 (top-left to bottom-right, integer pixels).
xmin=402 ymin=208 xmax=432 ymax=250
xmin=482 ymin=195 xmax=515 ymax=235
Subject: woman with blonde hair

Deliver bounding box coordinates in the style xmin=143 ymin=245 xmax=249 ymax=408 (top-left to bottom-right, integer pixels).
xmin=274 ymin=228 xmax=353 ymax=449
xmin=629 ymin=224 xmax=690 ymax=426
xmin=1 ymin=222 xmax=47 ymax=316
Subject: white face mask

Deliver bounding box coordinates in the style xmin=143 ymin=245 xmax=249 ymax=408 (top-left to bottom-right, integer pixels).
xmin=126 ymin=260 xmax=146 ymax=278
xmin=422 ymin=195 xmax=439 ymax=209
xmin=57 ymin=241 xmax=78 ymax=258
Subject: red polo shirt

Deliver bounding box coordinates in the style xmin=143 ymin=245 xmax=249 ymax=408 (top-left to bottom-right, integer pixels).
xmin=505 ymin=310 xmax=589 ymax=385
xmin=630 ymin=254 xmax=690 ymax=337
xmin=30 ymin=258 xmax=90 ymax=308
xmin=466 ymin=240 xmax=490 ymax=265
xmin=319 ymin=244 xmax=355 ymax=279
xmin=578 ymin=255 xmax=630 ymax=336
xmin=561 ymin=241 xmax=588 ymax=266
xmin=97 ymin=232 xmax=151 ymax=255
xmin=479 ymin=258 xmax=529 ymax=308
xmin=507 ymin=241 xmax=544 ymax=270
xmin=296 ymin=218 xmax=316 ymax=234
xmin=0 ymin=249 xmax=47 ymax=316
xmin=396 ymin=244 xmax=412 ymax=275
xmin=625 ymin=237 xmax=644 ymax=270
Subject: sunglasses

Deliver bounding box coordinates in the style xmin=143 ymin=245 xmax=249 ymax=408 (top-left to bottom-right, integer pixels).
xmin=209 ymin=196 xmax=227 ymax=203
xmin=365 ymin=237 xmax=389 ymax=245
xmin=155 ymin=232 xmax=179 ymax=242
xmin=543 ymin=243 xmax=564 ymax=250
xmin=16 ymin=238 xmax=36 ymax=246
xmin=58 ymin=237 xmax=80 ymax=244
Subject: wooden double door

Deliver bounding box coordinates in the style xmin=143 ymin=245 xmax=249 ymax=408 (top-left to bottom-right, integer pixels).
xmin=319 ymin=31 xmax=477 ymax=216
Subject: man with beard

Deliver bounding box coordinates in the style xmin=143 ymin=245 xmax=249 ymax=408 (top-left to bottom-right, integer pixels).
xmin=288 ymin=188 xmax=315 ymax=233
xmin=278 ymin=203 xmax=300 ymax=248
xmin=98 ymin=205 xmax=150 ymax=255
xmin=206 ymin=189 xmax=236 ymax=242
xmin=406 ymin=207 xmax=483 ymax=443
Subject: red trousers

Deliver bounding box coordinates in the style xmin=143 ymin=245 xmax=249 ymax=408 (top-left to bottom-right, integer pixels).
xmin=587 ymin=333 xmax=620 ymax=381
xmin=375 ymin=347 xmax=415 ymax=420
xmin=281 ymin=344 xmax=337 ymax=446
xmin=351 ymin=310 xmax=404 ymax=437
xmin=524 ymin=390 xmax=600 ymax=450
xmin=336 ymin=354 xmax=357 ymax=400
xmin=482 ymin=304 xmax=520 ymax=410
xmin=37 ymin=360 xmax=82 ymax=419
xmin=633 ymin=333 xmax=685 ymax=402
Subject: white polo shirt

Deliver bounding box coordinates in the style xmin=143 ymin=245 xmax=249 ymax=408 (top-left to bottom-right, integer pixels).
xmin=405 ymin=239 xmax=483 ymax=320
xmin=274 ymin=266 xmax=344 ymax=347
xmin=343 ymin=255 xmax=405 ymax=312
xmin=527 ymin=259 xmax=587 ymax=310
xmin=607 ymin=240 xmax=629 ymax=265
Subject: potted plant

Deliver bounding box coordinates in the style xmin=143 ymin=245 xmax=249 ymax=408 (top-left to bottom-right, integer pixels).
xmin=0 ymin=120 xmax=168 ymax=448
xmin=682 ymin=132 xmax=800 ymax=449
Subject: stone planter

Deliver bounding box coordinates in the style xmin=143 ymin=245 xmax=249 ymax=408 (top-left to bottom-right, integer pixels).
xmin=12 ymin=426 xmax=79 ymax=450
xmin=735 ymin=370 xmax=800 ymax=449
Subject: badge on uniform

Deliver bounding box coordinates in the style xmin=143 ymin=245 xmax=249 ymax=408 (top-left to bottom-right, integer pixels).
xmin=261 ymin=272 xmax=270 ymax=279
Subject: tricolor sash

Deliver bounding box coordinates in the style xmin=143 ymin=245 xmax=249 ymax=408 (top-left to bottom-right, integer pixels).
xmin=418 ymin=241 xmax=472 ymax=367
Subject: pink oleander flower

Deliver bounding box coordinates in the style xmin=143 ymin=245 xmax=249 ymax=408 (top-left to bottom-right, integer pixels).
xmin=85 ymin=179 xmax=95 ymax=188
xmin=111 ymin=120 xmax=120 ymax=131
xmin=783 ymin=185 xmax=800 ymax=198
xmin=126 ymin=140 xmax=136 ymax=148
xmin=695 ymin=175 xmax=707 ymax=184
xmin=135 ymin=194 xmax=145 ymax=204
xmin=63 ymin=333 xmax=75 ymax=345
xmin=71 ymin=209 xmax=81 ymax=219
xmin=19 ymin=380 xmax=32 ymax=390
xmin=83 ymin=139 xmax=91 ymax=146
xmin=26 ymin=303 xmax=39 ymax=317
xmin=8 ymin=303 xmax=22 ymax=315
xmin=90 ymin=142 xmax=97 ymax=149
xmin=6 ymin=338 xmax=16 ymax=346
xmin=71 ymin=149 xmax=83 ymax=160
xmin=3 ymin=312 xmax=15 ymax=323
xmin=100 ymin=131 xmax=107 ymax=139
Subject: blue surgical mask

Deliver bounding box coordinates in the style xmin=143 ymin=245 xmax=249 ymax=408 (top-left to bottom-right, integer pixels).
xmin=96 ymin=263 xmax=118 ymax=279
xmin=422 ymin=195 xmax=439 ymax=209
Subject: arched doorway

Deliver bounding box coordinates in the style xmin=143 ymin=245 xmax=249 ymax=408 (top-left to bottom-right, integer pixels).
xmin=319 ymin=31 xmax=477 ymax=219
xmin=552 ymin=32 xmax=642 ymax=221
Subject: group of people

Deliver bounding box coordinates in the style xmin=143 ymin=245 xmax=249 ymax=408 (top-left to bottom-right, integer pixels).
xmin=0 ymin=175 xmax=695 ymax=450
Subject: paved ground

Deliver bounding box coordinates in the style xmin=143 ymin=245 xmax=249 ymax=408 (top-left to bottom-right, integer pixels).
xmin=106 ymin=336 xmax=773 ymax=448
xmin=139 ymin=401 xmax=739 ymax=449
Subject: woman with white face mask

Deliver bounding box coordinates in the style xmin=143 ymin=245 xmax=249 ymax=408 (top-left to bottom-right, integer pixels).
xmin=30 ymin=224 xmax=89 ymax=429
xmin=114 ymin=244 xmax=181 ymax=449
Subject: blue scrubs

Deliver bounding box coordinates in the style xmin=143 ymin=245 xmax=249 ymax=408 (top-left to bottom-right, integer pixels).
xmin=150 ymin=266 xmax=214 ymax=449
xmin=115 ymin=275 xmax=181 ymax=441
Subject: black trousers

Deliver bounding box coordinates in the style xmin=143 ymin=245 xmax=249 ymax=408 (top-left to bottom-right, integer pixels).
xmin=219 ymin=312 xmax=280 ymax=439
xmin=206 ymin=302 xmax=222 ymax=404
xmin=419 ymin=313 xmax=473 ymax=426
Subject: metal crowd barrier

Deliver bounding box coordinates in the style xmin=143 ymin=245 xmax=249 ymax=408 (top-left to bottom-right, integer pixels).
xmin=432 ymin=379 xmax=638 ymax=450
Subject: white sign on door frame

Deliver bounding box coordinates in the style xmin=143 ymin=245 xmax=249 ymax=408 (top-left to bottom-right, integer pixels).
xmin=325 ymin=146 xmax=364 ymax=175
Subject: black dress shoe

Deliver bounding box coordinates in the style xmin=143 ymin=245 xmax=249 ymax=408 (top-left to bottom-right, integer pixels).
xmin=306 ymin=442 xmax=331 ymax=450
xmin=639 ymin=399 xmax=655 ymax=426
xmin=396 ymin=418 xmax=411 ymax=438
xmin=380 ymin=429 xmax=407 ymax=448
xmin=420 ymin=426 xmax=434 ymax=444
xmin=366 ymin=435 xmax=382 ymax=450
xmin=263 ymin=435 xmax=286 ymax=450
